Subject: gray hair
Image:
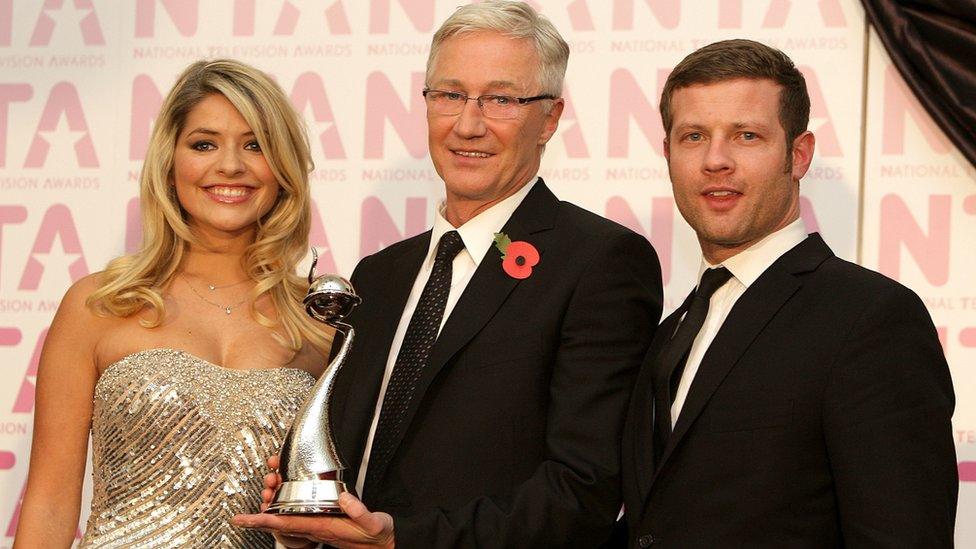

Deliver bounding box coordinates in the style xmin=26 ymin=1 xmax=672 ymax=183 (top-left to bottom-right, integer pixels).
xmin=426 ymin=0 xmax=569 ymax=97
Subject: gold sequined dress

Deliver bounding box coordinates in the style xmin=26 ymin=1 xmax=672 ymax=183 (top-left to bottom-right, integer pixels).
xmin=79 ymin=348 xmax=315 ymax=548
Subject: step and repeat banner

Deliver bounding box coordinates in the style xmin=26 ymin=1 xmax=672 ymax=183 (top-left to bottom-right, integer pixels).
xmin=0 ymin=0 xmax=973 ymax=545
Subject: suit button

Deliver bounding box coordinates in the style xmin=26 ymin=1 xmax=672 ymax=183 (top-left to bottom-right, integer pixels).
xmin=637 ymin=533 xmax=655 ymax=547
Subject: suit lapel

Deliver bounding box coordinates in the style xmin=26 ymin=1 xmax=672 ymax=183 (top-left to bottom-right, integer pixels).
xmin=338 ymin=234 xmax=430 ymax=475
xmin=365 ymin=180 xmax=561 ymax=488
xmin=430 ymin=182 xmax=558 ymax=371
xmin=630 ymin=306 xmax=685 ymax=499
xmin=648 ymin=234 xmax=833 ymax=488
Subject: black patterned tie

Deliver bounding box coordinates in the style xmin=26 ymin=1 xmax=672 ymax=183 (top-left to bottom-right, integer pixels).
xmin=652 ymin=267 xmax=732 ymax=466
xmin=364 ymin=230 xmax=465 ymax=496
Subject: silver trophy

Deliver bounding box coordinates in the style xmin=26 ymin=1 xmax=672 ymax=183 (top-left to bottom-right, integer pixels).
xmin=266 ymin=249 xmax=361 ymax=514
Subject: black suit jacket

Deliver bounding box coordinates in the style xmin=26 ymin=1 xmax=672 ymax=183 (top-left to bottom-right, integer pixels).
xmin=621 ymin=234 xmax=957 ymax=548
xmin=330 ymin=181 xmax=663 ymax=548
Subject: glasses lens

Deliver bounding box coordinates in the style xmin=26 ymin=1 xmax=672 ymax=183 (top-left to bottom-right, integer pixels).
xmin=481 ymin=95 xmax=518 ymax=119
xmin=426 ymin=91 xmax=465 ymax=115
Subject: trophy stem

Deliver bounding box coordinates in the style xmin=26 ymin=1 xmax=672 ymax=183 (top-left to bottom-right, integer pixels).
xmin=267 ymin=317 xmax=357 ymax=514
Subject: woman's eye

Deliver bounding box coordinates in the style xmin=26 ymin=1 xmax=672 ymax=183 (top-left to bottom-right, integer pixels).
xmin=191 ymin=141 xmax=215 ymax=151
xmin=245 ymin=141 xmax=262 ymax=152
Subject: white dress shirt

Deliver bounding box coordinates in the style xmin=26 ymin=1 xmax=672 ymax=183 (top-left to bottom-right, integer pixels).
xmin=355 ymin=178 xmax=538 ymax=496
xmin=670 ymin=218 xmax=809 ymax=426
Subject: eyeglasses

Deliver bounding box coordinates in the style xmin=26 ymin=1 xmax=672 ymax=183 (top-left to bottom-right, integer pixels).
xmin=422 ymin=89 xmax=556 ymax=119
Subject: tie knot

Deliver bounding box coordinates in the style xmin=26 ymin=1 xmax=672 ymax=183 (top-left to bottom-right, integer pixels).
xmin=435 ymin=230 xmax=464 ymax=262
xmin=696 ymin=267 xmax=732 ymax=300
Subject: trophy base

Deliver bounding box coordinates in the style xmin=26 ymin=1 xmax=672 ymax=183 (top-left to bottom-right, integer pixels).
xmin=265 ymin=479 xmax=349 ymax=515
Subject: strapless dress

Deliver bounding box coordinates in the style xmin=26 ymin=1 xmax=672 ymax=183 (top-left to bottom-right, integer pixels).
xmin=79 ymin=348 xmax=315 ymax=548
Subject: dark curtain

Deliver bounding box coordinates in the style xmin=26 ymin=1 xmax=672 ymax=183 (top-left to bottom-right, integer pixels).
xmin=860 ymin=0 xmax=976 ymax=168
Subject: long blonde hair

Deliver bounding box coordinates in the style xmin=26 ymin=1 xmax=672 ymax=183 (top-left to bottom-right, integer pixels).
xmin=88 ymin=59 xmax=330 ymax=353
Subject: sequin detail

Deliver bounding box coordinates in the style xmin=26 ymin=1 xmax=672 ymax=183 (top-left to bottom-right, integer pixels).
xmin=79 ymin=348 xmax=314 ymax=548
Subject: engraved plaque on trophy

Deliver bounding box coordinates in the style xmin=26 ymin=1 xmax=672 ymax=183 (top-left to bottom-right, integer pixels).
xmin=266 ymin=250 xmax=361 ymax=514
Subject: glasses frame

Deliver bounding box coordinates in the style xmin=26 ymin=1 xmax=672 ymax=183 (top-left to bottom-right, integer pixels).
xmin=422 ymin=89 xmax=557 ymax=119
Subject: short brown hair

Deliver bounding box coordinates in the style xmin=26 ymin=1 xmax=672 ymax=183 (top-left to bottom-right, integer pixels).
xmin=660 ymin=39 xmax=810 ymax=149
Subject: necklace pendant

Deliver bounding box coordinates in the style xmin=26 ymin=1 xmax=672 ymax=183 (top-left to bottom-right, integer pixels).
xmin=208 ymin=284 xmax=216 ymax=291
xmin=225 ymin=307 xmax=232 ymax=314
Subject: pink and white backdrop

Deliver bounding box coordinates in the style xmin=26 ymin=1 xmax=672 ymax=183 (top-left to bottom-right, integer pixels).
xmin=0 ymin=0 xmax=973 ymax=545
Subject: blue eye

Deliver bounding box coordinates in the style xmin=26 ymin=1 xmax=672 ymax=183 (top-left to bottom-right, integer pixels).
xmin=686 ymin=133 xmax=703 ymax=142
xmin=742 ymin=132 xmax=757 ymax=140
xmin=445 ymin=92 xmax=465 ymax=101
xmin=490 ymin=95 xmax=513 ymax=106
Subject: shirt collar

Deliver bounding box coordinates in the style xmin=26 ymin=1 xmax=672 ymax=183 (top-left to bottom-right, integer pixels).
xmin=426 ymin=177 xmax=538 ymax=268
xmin=698 ymin=217 xmax=808 ymax=289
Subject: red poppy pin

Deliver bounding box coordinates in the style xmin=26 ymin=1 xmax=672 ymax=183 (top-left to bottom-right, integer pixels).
xmin=493 ymin=232 xmax=539 ymax=280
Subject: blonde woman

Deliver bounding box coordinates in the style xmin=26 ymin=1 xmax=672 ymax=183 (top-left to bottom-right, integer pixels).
xmin=14 ymin=59 xmax=330 ymax=548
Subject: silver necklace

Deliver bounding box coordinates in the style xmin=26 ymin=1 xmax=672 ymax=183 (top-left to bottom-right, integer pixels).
xmin=182 ymin=275 xmax=249 ymax=315
xmin=205 ymin=278 xmax=249 ymax=291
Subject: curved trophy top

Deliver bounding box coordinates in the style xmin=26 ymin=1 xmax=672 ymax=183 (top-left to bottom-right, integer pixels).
xmin=304 ymin=249 xmax=362 ymax=326
xmin=303 ymin=274 xmax=362 ymax=325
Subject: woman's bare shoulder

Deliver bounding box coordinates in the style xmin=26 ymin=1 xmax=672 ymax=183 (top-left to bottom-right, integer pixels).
xmin=65 ymin=271 xmax=105 ymax=296
xmin=50 ymin=271 xmax=124 ymax=342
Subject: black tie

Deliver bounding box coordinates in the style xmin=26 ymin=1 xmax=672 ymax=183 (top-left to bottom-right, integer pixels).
xmin=364 ymin=230 xmax=465 ymax=496
xmin=652 ymin=267 xmax=732 ymax=465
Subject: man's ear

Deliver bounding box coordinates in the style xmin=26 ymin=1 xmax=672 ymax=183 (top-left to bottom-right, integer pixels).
xmin=663 ymin=138 xmax=671 ymax=162
xmin=538 ymin=98 xmax=565 ymax=145
xmin=790 ymin=131 xmax=816 ymax=181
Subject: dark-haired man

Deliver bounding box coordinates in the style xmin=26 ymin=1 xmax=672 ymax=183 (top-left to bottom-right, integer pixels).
xmin=621 ymin=39 xmax=957 ymax=547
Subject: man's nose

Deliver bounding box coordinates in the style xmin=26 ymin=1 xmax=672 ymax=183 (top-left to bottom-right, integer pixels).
xmin=453 ymin=98 xmax=488 ymax=138
xmin=703 ymin=139 xmax=734 ymax=174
